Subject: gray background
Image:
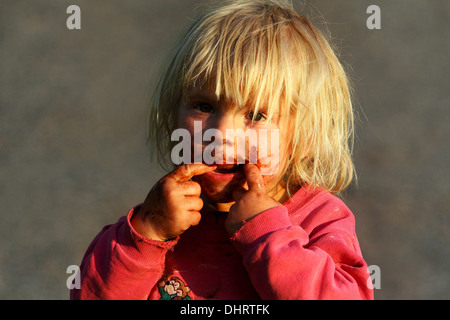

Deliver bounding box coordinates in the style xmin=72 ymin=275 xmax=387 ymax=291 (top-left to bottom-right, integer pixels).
xmin=0 ymin=0 xmax=448 ymax=299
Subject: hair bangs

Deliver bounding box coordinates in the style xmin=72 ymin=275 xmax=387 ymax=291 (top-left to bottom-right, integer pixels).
xmin=181 ymin=2 xmax=303 ymax=123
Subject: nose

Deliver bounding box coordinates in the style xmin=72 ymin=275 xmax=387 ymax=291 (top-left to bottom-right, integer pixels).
xmin=204 ymin=113 xmax=247 ymax=164
xmin=207 ymin=113 xmax=242 ymax=134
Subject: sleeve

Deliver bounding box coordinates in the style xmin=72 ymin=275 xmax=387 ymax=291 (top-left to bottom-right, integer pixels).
xmin=231 ymin=202 xmax=374 ymax=300
xmin=70 ymin=205 xmax=177 ymax=300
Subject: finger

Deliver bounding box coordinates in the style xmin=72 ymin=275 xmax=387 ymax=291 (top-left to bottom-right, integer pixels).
xmin=232 ymin=186 xmax=247 ymax=201
xmin=243 ymin=163 xmax=265 ymax=191
xmin=189 ymin=211 xmax=202 ymax=227
xmin=183 ymin=196 xmax=204 ymax=212
xmin=180 ymin=180 xmax=202 ymax=197
xmin=172 ymin=163 xmax=216 ymax=182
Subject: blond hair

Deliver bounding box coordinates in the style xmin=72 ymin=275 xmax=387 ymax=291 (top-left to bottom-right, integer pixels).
xmin=148 ymin=0 xmax=355 ymax=195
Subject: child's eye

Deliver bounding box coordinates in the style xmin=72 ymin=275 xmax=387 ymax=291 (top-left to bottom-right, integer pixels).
xmin=194 ymin=103 xmax=214 ymax=114
xmin=247 ymin=111 xmax=267 ymax=122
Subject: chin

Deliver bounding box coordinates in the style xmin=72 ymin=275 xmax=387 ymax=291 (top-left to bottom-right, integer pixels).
xmin=193 ymin=172 xmax=246 ymax=204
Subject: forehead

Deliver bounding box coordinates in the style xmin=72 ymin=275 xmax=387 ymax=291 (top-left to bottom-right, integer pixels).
xmin=180 ymin=39 xmax=301 ymax=119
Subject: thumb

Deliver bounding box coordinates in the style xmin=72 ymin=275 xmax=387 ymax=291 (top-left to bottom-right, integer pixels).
xmin=232 ymin=186 xmax=247 ymax=201
xmin=172 ymin=163 xmax=216 ymax=182
xmin=243 ymin=164 xmax=266 ymax=192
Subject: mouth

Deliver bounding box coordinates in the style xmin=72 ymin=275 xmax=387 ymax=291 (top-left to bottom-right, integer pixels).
xmin=202 ymin=163 xmax=245 ymax=182
xmin=212 ymin=164 xmax=244 ymax=174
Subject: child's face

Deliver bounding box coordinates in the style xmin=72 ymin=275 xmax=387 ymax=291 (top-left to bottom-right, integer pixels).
xmin=177 ymin=87 xmax=290 ymax=204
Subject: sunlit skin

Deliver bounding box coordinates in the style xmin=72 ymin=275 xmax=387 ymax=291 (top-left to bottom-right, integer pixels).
xmin=131 ymin=88 xmax=291 ymax=240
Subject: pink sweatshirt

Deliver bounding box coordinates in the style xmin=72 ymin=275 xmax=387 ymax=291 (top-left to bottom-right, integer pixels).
xmin=71 ymin=186 xmax=374 ymax=300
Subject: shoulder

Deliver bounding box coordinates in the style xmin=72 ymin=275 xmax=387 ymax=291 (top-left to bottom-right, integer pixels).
xmin=284 ymin=187 xmax=357 ymax=242
xmin=284 ymin=186 xmax=352 ymax=217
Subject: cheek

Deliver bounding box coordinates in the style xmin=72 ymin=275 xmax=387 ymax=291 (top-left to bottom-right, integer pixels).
xmin=254 ymin=129 xmax=287 ymax=175
xmin=258 ymin=131 xmax=291 ymax=188
xmin=177 ymin=105 xmax=201 ymax=131
xmin=178 ymin=114 xmax=195 ymax=132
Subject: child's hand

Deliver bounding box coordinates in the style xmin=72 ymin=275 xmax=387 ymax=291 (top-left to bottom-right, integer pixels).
xmin=225 ymin=164 xmax=282 ymax=235
xmin=131 ymin=163 xmax=216 ymax=241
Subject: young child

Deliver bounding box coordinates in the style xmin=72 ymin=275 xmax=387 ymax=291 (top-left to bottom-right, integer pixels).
xmin=71 ymin=0 xmax=374 ymax=300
